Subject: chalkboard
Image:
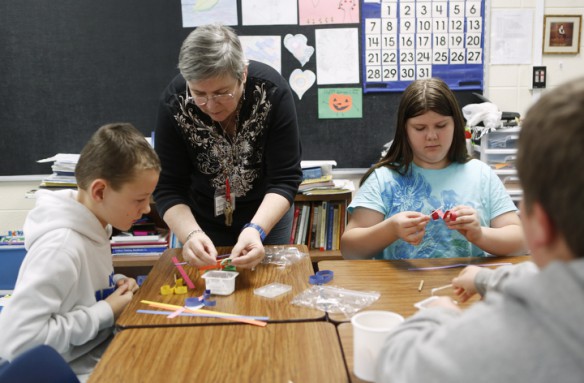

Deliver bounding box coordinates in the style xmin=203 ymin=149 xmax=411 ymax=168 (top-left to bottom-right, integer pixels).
xmin=0 ymin=0 xmax=482 ymax=175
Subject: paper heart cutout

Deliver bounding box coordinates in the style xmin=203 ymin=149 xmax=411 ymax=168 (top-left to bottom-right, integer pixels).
xmin=284 ymin=34 xmax=315 ymax=67
xmin=289 ymin=69 xmax=315 ymax=100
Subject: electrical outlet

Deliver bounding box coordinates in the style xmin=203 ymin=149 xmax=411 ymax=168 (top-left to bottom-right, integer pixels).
xmin=533 ymin=66 xmax=546 ymax=89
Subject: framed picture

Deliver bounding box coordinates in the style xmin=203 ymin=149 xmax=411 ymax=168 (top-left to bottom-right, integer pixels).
xmin=543 ymin=15 xmax=582 ymax=54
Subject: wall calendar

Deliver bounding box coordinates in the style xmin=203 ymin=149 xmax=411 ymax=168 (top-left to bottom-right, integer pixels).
xmin=362 ymin=0 xmax=485 ymax=93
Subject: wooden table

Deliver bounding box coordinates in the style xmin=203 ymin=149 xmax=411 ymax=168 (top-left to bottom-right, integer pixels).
xmin=324 ymin=256 xmax=530 ymax=383
xmin=88 ymin=322 xmax=349 ymax=383
xmin=319 ymin=256 xmax=529 ymax=323
xmin=117 ymin=245 xmax=325 ymax=328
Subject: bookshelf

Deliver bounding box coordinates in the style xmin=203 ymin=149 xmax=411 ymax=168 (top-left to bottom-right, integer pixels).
xmin=293 ymin=191 xmax=352 ymax=262
xmin=113 ymin=192 xmax=352 ymax=275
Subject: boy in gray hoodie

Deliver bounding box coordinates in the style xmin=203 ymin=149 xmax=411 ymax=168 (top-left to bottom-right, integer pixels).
xmin=376 ymin=78 xmax=584 ymax=383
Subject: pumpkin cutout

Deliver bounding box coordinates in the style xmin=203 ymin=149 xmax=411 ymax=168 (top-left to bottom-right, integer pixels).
xmin=329 ymin=93 xmax=353 ymax=112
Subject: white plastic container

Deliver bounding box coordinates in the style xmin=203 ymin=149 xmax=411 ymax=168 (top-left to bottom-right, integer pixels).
xmin=201 ymin=271 xmax=239 ymax=295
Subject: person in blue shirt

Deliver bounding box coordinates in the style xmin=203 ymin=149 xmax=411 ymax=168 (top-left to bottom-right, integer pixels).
xmin=341 ymin=78 xmax=525 ymax=259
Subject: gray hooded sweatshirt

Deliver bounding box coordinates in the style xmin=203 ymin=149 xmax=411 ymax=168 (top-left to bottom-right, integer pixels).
xmin=376 ymin=259 xmax=584 ymax=382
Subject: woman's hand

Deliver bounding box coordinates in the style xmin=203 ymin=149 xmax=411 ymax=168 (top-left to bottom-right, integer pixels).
xmin=444 ymin=205 xmax=483 ymax=243
xmin=389 ymin=211 xmax=430 ymax=246
xmin=229 ymin=227 xmax=266 ymax=269
xmin=182 ymin=232 xmax=218 ymax=267
xmin=452 ymin=265 xmax=481 ymax=303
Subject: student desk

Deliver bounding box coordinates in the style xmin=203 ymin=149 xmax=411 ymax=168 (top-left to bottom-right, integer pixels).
xmin=324 ymin=256 xmax=530 ymax=383
xmin=117 ymin=245 xmax=325 ymax=328
xmin=88 ymin=322 xmax=349 ymax=383
xmin=319 ymin=256 xmax=530 ymax=323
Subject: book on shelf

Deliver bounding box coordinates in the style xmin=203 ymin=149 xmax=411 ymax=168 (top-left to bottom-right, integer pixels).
xmin=111 ymin=245 xmax=168 ymax=254
xmin=289 ymin=205 xmax=301 ymax=244
xmin=298 ymin=175 xmax=334 ymax=192
xmin=296 ymin=204 xmax=310 ymax=245
xmin=110 ymin=231 xmax=168 ymax=244
xmin=301 ymin=166 xmax=323 ymax=180
xmin=332 ymin=204 xmax=340 ymax=251
xmin=308 ymin=203 xmax=318 ymax=249
xmin=326 ymin=202 xmax=334 ymax=251
xmin=319 ymin=201 xmax=328 ymax=251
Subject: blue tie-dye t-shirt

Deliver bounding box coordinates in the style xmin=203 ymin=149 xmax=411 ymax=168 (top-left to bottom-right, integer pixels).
xmin=348 ymin=159 xmax=517 ymax=259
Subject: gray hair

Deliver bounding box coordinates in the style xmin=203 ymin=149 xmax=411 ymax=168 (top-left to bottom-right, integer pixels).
xmin=178 ymin=24 xmax=247 ymax=82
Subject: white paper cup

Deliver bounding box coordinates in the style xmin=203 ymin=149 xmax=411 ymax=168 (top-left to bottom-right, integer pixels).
xmin=351 ymin=310 xmax=404 ymax=382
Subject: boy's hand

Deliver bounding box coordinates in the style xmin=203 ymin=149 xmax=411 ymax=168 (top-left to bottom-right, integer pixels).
xmin=445 ymin=205 xmax=483 ymax=243
xmin=105 ymin=283 xmax=133 ymax=319
xmin=452 ymin=265 xmax=481 ymax=303
xmin=390 ymin=212 xmax=430 ymax=246
xmin=116 ymin=277 xmax=139 ymax=293
xmin=425 ymin=296 xmax=462 ymax=312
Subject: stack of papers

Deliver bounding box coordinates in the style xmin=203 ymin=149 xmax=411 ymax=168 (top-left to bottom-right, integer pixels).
xmin=300 ymin=179 xmax=355 ymax=195
xmin=37 ymin=154 xmax=79 ymax=189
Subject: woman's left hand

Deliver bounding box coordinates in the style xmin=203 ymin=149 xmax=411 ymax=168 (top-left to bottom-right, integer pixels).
xmin=229 ymin=227 xmax=266 ymax=269
xmin=444 ymin=205 xmax=483 ymax=243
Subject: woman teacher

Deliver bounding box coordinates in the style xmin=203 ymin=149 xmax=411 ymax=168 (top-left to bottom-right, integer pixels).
xmin=154 ymin=24 xmax=302 ymax=269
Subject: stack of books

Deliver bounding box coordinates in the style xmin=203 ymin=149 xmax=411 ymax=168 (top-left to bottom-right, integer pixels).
xmin=299 ymin=160 xmax=354 ymax=195
xmin=111 ymin=216 xmax=169 ymax=257
xmin=298 ymin=174 xmax=335 ymax=192
xmin=37 ymin=153 xmax=79 ymax=189
xmin=111 ymin=231 xmax=169 ymax=257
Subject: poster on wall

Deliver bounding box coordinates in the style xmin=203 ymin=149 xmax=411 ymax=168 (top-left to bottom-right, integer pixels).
xmin=362 ymin=0 xmax=485 ymax=93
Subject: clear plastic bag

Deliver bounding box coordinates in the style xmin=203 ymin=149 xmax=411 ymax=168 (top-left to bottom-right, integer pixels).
xmin=261 ymin=246 xmax=308 ymax=268
xmin=291 ymin=285 xmax=380 ymax=318
xmin=462 ymin=102 xmax=503 ymax=139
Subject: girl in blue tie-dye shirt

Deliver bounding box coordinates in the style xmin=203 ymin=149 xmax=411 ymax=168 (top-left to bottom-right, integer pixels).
xmin=341 ymin=78 xmax=525 ymax=259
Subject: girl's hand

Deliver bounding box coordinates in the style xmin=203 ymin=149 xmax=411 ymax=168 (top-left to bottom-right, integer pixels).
xmin=389 ymin=211 xmax=431 ymax=246
xmin=444 ymin=205 xmax=483 ymax=243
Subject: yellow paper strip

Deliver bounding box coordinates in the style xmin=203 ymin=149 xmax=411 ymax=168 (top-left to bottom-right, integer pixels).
xmin=141 ymin=300 xmax=267 ymax=327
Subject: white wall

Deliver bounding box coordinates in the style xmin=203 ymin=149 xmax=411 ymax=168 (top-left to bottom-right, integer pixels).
xmin=488 ymin=0 xmax=584 ymax=118
xmin=0 ymin=179 xmax=38 ymax=233
xmin=1 ymin=0 xmax=583 ymax=232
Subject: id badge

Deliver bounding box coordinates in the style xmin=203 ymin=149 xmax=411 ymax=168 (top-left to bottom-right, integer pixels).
xmin=214 ymin=192 xmax=236 ymax=217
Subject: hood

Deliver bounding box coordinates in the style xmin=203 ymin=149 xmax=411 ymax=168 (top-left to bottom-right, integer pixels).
xmin=24 ymin=189 xmax=111 ymax=249
xmin=504 ymin=258 xmax=584 ymax=352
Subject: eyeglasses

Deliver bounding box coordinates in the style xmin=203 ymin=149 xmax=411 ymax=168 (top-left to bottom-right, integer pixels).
xmin=186 ymin=83 xmax=238 ymax=106
xmin=189 ymin=92 xmax=235 ymax=106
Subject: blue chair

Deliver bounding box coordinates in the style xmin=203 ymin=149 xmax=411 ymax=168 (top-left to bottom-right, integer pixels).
xmin=0 ymin=345 xmax=79 ymax=383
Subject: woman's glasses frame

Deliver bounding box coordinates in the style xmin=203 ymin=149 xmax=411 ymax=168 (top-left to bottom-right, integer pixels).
xmin=186 ymin=82 xmax=240 ymax=107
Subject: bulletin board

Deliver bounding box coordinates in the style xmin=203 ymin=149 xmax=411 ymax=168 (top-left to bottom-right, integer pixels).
xmin=0 ymin=0 xmax=485 ymax=175
xmin=362 ymin=0 xmax=485 ymax=92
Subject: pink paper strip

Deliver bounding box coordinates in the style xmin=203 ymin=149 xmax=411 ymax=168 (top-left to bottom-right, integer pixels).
xmin=172 ymin=256 xmax=195 ymax=289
